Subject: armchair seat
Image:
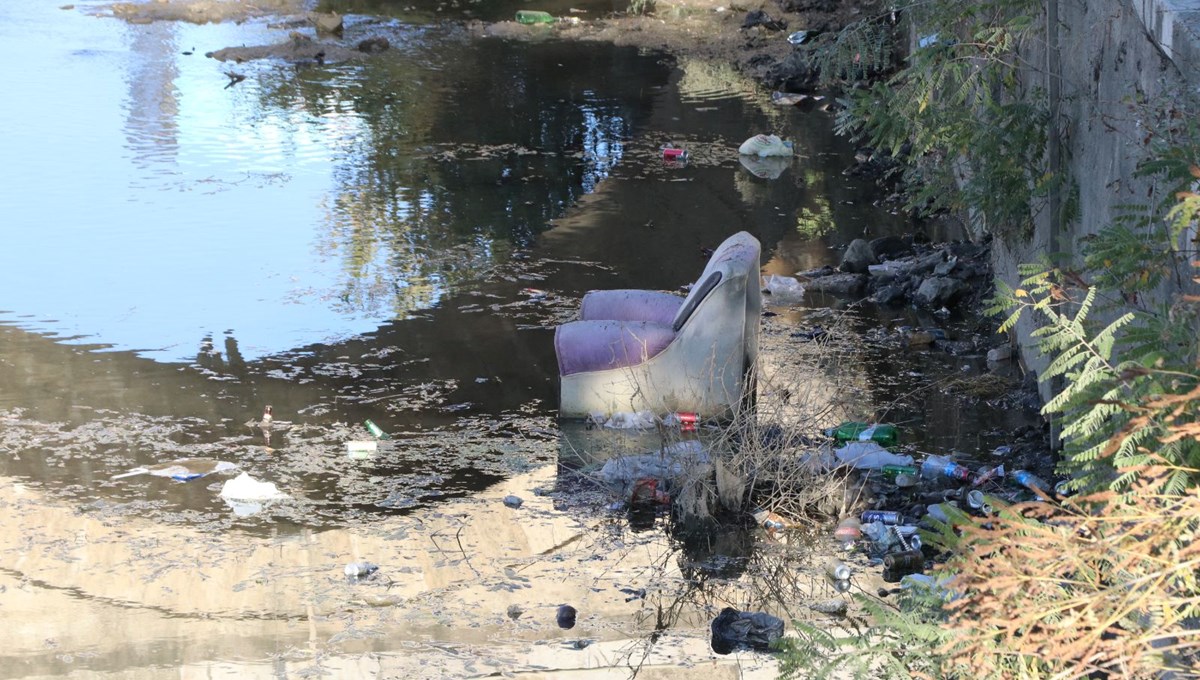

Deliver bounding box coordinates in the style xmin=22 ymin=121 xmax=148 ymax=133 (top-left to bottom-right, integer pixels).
xmin=555 ymin=320 xmax=677 ymax=376
xmin=554 ymin=231 xmax=762 ymax=418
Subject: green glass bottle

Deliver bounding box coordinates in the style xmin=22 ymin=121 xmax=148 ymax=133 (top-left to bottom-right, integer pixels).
xmin=364 ymin=419 xmax=391 ymax=440
xmin=830 ymin=421 xmax=898 ymax=447
xmin=515 ymin=10 xmax=555 ymax=24
xmin=881 ymin=464 xmax=918 ymax=479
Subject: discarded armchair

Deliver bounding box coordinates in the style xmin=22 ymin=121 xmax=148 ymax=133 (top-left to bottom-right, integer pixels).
xmin=554 ymin=231 xmax=762 ymax=418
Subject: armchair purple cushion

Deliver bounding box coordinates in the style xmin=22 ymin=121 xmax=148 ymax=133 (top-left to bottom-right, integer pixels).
xmin=579 ymin=290 xmax=684 ymax=326
xmin=554 ymin=321 xmax=677 ymax=376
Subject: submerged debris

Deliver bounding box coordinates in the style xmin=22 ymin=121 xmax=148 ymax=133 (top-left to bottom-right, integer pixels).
xmin=344 ymin=561 xmax=379 ymax=581
xmin=710 ymin=607 xmax=784 ymax=654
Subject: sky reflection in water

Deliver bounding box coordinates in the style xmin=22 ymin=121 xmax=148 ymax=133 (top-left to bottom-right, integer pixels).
xmin=0 ymin=4 xmax=653 ymax=362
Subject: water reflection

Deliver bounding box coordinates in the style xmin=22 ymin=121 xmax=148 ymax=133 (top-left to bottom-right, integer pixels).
xmin=123 ymin=21 xmax=180 ymax=171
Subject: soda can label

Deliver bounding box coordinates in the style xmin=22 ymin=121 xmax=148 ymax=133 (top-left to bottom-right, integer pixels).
xmin=663 ymin=148 xmax=689 ymax=161
xmin=861 ymin=510 xmax=902 ymax=525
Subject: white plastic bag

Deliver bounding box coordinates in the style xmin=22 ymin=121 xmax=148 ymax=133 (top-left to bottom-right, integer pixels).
xmin=738 ymin=134 xmax=793 ymax=157
xmin=833 ymin=441 xmax=914 ymax=469
xmin=762 ymin=275 xmax=806 ymax=303
xmin=599 ymin=410 xmax=658 ymax=429
xmin=219 ymin=472 xmax=288 ymax=502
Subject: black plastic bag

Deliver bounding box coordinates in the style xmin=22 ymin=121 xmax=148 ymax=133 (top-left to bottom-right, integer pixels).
xmin=711 ymin=607 xmax=784 ymax=654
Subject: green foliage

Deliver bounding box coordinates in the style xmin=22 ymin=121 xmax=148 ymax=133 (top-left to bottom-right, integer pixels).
xmin=805 ymin=19 xmax=897 ymax=87
xmin=988 ymin=138 xmax=1200 ymax=493
xmin=776 ymin=590 xmax=971 ymax=680
xmin=990 ymin=260 xmax=1200 ymax=494
xmin=627 ymin=0 xmax=656 ymax=16
xmin=832 ymin=0 xmax=1052 ymax=235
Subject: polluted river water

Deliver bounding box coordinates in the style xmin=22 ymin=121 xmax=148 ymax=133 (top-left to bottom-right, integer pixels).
xmin=0 ymin=0 xmax=1042 ymax=677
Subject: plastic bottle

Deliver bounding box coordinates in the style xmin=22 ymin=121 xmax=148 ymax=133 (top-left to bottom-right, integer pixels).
xmin=515 ymin=10 xmax=555 ymax=24
xmin=925 ymin=503 xmax=953 ymax=525
xmin=1011 ymin=470 xmax=1050 ymax=494
xmin=921 ymin=455 xmax=973 ymax=482
xmin=364 ymin=419 xmax=391 ymax=440
xmin=829 ymin=421 xmax=898 ymax=447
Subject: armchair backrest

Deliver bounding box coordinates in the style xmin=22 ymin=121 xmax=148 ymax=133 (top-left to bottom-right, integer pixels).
xmin=669 ymin=231 xmax=762 ymax=366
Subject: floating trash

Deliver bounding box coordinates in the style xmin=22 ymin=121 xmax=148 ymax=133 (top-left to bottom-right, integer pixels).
xmin=112 ymin=458 xmax=237 ymax=482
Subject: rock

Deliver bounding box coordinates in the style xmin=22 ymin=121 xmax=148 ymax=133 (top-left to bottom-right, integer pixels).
xmin=934 ymin=256 xmax=959 ymax=276
xmin=806 ymin=273 xmax=867 ymax=296
xmin=918 ymin=252 xmax=950 ymax=274
xmin=947 ymin=242 xmax=989 ymax=260
xmin=741 ymin=9 xmax=786 ymax=30
xmin=938 ymin=339 xmax=976 ymax=355
xmin=779 ymin=0 xmax=838 ymax=11
xmin=506 ymin=604 xmax=524 ymax=620
xmin=503 ymin=494 xmax=523 ymax=508
xmin=987 ymin=345 xmax=1013 ymax=362
xmin=904 ymin=329 xmax=935 ymax=346
xmin=556 ymin=604 xmax=578 ymax=629
xmin=356 ymin=37 xmax=390 ymax=53
xmin=796 ymin=265 xmax=837 ymax=279
xmin=915 ymin=277 xmax=965 ymax=307
xmin=763 ymin=53 xmax=819 ymax=92
xmin=207 ymin=33 xmax=363 ymax=64
xmin=872 ymin=284 xmax=905 ymax=305
xmin=840 ymin=238 xmax=877 ymax=274
xmin=870 ymin=235 xmax=912 ymax=261
xmin=809 ymin=598 xmax=848 ymax=616
xmin=309 ymin=11 xmax=343 ymax=34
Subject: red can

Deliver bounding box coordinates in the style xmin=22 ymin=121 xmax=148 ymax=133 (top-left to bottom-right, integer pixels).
xmin=663 ymin=147 xmax=689 ymax=161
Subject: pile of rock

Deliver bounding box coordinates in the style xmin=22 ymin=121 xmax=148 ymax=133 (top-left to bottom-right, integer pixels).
xmin=798 ymin=237 xmax=992 ymax=310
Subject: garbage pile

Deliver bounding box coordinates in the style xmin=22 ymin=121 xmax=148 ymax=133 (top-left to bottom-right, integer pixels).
xmin=803 ymin=421 xmax=1057 ymax=595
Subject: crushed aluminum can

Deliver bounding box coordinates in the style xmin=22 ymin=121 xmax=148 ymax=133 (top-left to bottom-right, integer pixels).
xmin=662 ymin=147 xmax=689 ymax=161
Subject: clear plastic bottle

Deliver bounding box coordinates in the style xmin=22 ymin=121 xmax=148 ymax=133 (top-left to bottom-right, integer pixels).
xmin=1011 ymin=470 xmax=1050 ymax=494
xmin=921 ymin=455 xmax=973 ymax=482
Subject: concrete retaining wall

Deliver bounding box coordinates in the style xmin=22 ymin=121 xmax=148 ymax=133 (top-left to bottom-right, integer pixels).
xmin=987 ymin=0 xmax=1200 ymax=411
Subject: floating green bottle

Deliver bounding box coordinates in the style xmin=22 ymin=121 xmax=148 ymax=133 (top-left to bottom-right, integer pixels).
xmin=364 ymin=419 xmax=391 ymax=440
xmin=829 ymin=421 xmax=898 ymax=447
xmin=515 ymin=10 xmax=555 ymax=24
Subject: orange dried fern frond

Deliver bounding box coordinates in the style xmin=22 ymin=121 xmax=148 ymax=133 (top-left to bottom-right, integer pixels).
xmin=940 ymin=465 xmax=1200 ymax=678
